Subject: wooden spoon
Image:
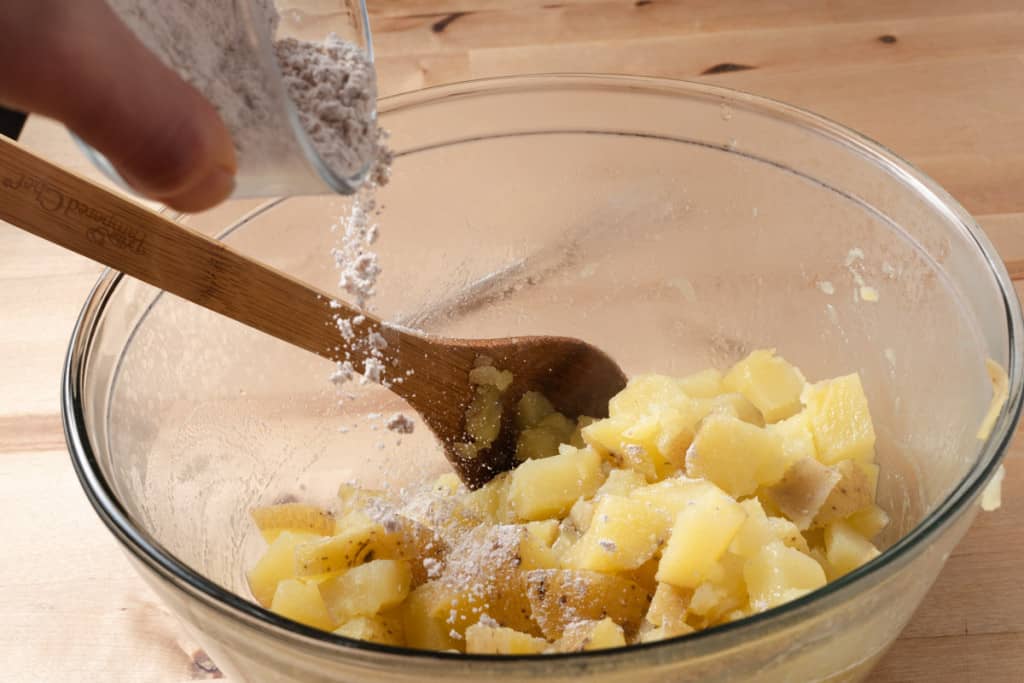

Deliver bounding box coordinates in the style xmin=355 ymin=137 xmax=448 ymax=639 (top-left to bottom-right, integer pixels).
xmin=0 ymin=135 xmax=626 ymax=488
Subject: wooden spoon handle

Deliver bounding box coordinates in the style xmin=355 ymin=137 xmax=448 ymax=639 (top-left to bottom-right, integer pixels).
xmin=0 ymin=135 xmax=369 ymax=364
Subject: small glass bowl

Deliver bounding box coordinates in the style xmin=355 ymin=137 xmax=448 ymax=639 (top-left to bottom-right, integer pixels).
xmin=75 ymin=0 xmax=374 ymax=198
xmin=65 ymin=75 xmax=1023 ymax=682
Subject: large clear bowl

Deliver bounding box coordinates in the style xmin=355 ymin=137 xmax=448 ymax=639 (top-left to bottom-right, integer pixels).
xmin=64 ymin=75 xmax=1023 ymax=682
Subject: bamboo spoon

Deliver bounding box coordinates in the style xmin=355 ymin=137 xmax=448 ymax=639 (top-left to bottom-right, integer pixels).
xmin=0 ymin=135 xmax=626 ymax=488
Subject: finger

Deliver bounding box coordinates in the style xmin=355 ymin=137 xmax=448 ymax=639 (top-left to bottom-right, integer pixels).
xmin=0 ymin=1 xmax=237 ymax=211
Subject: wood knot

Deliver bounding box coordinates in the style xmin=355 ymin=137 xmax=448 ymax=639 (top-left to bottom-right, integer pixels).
xmin=878 ymin=34 xmax=898 ymax=44
xmin=431 ymin=12 xmax=467 ymax=33
xmin=189 ymin=649 xmax=223 ymax=679
xmin=701 ymin=63 xmax=756 ymax=75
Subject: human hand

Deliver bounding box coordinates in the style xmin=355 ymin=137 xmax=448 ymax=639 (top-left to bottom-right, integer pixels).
xmin=0 ymin=0 xmax=237 ymax=211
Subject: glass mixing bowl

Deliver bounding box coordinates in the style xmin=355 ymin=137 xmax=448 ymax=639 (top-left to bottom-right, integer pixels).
xmin=64 ymin=75 xmax=1023 ymax=682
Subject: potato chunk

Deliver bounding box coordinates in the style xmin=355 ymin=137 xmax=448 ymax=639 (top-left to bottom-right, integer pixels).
xmin=846 ymin=504 xmax=890 ymax=539
xmin=723 ymin=349 xmax=806 ymax=423
xmin=705 ymin=392 xmax=765 ymax=427
xmin=686 ymin=415 xmax=789 ymax=498
xmin=677 ymin=368 xmax=724 ymax=398
xmin=802 ymin=374 xmax=876 ymax=464
xmin=730 ymin=498 xmax=806 ymax=558
xmin=564 ymin=495 xmax=665 ymax=572
xmin=270 ymin=578 xmax=335 ymax=631
xmin=645 ymin=582 xmax=691 ymax=632
xmin=251 ymin=503 xmax=334 ymax=543
xmin=334 ymin=613 xmax=404 ymax=646
xmin=320 ymin=559 xmax=412 ymax=621
xmin=656 ymin=486 xmax=747 ymax=589
xmin=402 ymin=583 xmax=460 ymax=651
xmin=554 ymin=618 xmax=626 ymax=652
xmin=768 ymin=458 xmax=872 ymax=530
xmin=766 ymin=457 xmax=841 ymax=530
xmin=609 ymin=374 xmax=692 ymax=418
xmin=825 ymin=520 xmax=880 ymax=577
xmin=509 ymin=446 xmax=604 ymax=521
xmin=247 ymin=531 xmax=323 ymax=607
xmin=524 ymin=569 xmax=649 ymax=640
xmin=515 ymin=391 xmax=556 ymax=430
xmin=466 ymin=622 xmax=548 ymax=654
xmin=768 ymin=411 xmax=818 ymax=463
xmin=744 ymin=541 xmax=826 ymax=613
xmin=433 ymin=525 xmax=537 ymax=637
xmin=812 ymin=460 xmax=873 ymax=527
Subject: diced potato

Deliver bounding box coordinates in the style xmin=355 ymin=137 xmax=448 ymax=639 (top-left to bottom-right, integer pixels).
xmin=768 ymin=411 xmax=819 ymax=464
xmin=688 ymin=553 xmax=747 ymax=624
xmin=656 ymin=486 xmax=747 ymax=589
xmin=334 ymin=613 xmax=404 ymax=646
xmin=247 ymin=531 xmax=323 ymax=606
xmin=722 ymin=350 xmax=805 ymax=423
xmin=706 ymin=393 xmax=765 ymax=427
xmin=639 ymin=622 xmax=695 ymax=643
xmin=768 ymin=458 xmax=873 ymax=530
xmin=597 ymin=468 xmax=648 ymax=498
xmin=569 ymin=416 xmax=596 ymax=449
xmin=515 ymin=391 xmax=556 ymax=430
xmin=568 ymin=498 xmax=595 ymax=533
xmin=609 ymin=374 xmax=691 ymax=418
xmin=251 ymin=503 xmax=334 ymax=543
xmin=564 ymin=495 xmax=665 ymax=572
xmin=465 ymin=384 xmax=503 ymax=448
xmin=744 ymin=540 xmax=826 ymax=613
xmin=469 ymin=365 xmax=514 ymax=391
xmin=625 ymin=556 xmax=660 ymax=596
xmin=802 ymin=374 xmax=876 ymax=464
xmin=846 ymin=504 xmax=890 ymax=539
xmin=629 ymin=477 xmax=716 ymax=534
xmin=730 ymin=498 xmax=779 ymax=558
xmin=554 ymin=618 xmax=626 ymax=652
xmin=524 ymin=569 xmax=649 ymax=640
xmin=515 ymin=427 xmax=562 ymax=462
xmin=464 ymin=472 xmax=514 ymax=524
xmin=320 ymin=559 xmax=412 ymax=621
xmin=621 ymin=415 xmax=676 ymax=480
xmin=432 ymin=526 xmax=538 ymax=637
xmin=294 ymin=515 xmax=399 ymax=576
xmin=550 ymin=519 xmax=580 ymax=562
xmin=646 ymin=582 xmax=691 ymax=632
xmin=402 ymin=582 xmax=461 ymax=651
xmin=825 ymin=520 xmax=880 ymax=577
xmin=685 ymin=415 xmax=789 ymax=498
xmin=855 ymin=461 xmax=880 ymax=500
xmin=766 ymin=457 xmax=841 ymax=530
xmin=521 ymin=521 xmax=561 ymax=570
xmin=270 ymin=578 xmax=335 ymax=631
xmin=537 ymin=412 xmax=576 ymax=443
xmin=812 ymin=460 xmax=873 ymax=527
xmin=466 ymin=622 xmax=548 ymax=654
xmin=509 ymin=446 xmax=605 ymax=521
xmin=677 ymin=368 xmax=724 ymax=398
xmin=526 ymin=519 xmax=559 ymax=546
xmin=655 ymin=408 xmax=702 ymax=471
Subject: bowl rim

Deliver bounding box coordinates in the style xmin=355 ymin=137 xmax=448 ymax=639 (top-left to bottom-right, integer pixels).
xmin=62 ymin=73 xmax=1024 ymax=668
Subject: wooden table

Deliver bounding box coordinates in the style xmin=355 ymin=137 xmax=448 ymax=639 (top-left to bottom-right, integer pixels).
xmin=2 ymin=1 xmax=1023 ymax=680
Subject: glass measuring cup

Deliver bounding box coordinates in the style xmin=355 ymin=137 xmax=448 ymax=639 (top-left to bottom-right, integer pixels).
xmin=76 ymin=0 xmax=374 ymax=199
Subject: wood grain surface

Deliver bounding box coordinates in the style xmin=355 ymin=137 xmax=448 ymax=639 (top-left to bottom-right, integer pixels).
xmin=2 ymin=1 xmax=1023 ymax=680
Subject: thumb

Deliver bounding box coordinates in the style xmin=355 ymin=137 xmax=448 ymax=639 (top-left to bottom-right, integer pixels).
xmin=1 ymin=1 xmax=237 ymax=211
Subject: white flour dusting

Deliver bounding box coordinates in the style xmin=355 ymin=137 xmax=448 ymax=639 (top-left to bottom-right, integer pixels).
xmin=106 ymin=0 xmax=390 ymax=180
